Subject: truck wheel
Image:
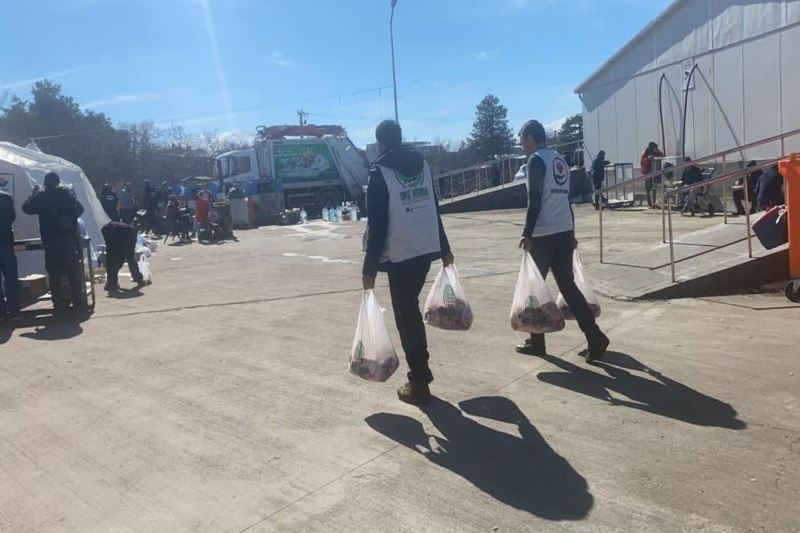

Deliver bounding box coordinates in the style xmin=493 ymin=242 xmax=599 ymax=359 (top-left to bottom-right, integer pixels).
xmin=316 ymin=189 xmax=341 ymax=213
xmin=786 ymin=280 xmax=800 ymax=303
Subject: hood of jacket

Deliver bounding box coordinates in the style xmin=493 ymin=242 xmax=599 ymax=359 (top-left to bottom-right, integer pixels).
xmin=374 ymin=144 xmax=424 ymax=177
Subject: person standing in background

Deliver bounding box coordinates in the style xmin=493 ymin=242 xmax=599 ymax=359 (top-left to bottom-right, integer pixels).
xmin=0 ymin=189 xmax=20 ymax=322
xmin=159 ymin=181 xmax=171 ymax=216
xmin=732 ymin=161 xmax=762 ymax=216
xmin=757 ymin=165 xmax=785 ymax=210
xmin=142 ymin=180 xmax=160 ymax=235
xmin=641 ymin=142 xmax=664 ymax=208
xmin=117 ymin=182 xmax=137 ymax=225
xmin=100 ymin=183 xmax=119 ymax=221
xmin=592 ymin=150 xmax=609 ymax=210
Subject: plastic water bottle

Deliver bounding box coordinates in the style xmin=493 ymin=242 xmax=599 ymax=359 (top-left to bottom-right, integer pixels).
xmin=322 ymin=206 xmax=330 ymax=222
xmin=300 ymin=208 xmax=308 ymax=224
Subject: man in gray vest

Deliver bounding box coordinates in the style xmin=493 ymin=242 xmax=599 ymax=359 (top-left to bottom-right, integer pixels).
xmin=362 ymin=120 xmax=453 ymax=405
xmin=516 ymin=120 xmax=609 ymax=362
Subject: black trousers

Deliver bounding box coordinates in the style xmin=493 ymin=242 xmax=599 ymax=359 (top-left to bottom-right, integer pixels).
xmin=106 ymin=228 xmax=142 ymax=287
xmin=387 ymin=260 xmax=433 ymax=384
xmin=44 ymin=240 xmax=84 ymax=310
xmin=529 ymin=231 xmax=601 ymax=344
xmin=732 ymin=189 xmax=757 ymax=215
xmin=593 ymin=178 xmax=606 ymax=206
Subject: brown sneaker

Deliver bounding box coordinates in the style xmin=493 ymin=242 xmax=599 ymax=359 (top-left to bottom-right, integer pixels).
xmin=397 ymin=382 xmax=431 ymax=406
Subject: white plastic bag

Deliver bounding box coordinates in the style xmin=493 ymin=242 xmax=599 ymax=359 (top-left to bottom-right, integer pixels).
xmin=138 ymin=255 xmax=152 ymax=284
xmin=556 ymin=252 xmax=601 ymax=320
xmin=510 ymin=253 xmax=565 ymax=334
xmin=350 ymin=290 xmax=400 ymax=382
xmin=423 ymin=264 xmax=473 ymax=331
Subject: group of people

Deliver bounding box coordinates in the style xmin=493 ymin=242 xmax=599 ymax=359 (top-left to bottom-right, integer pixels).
xmin=590 ymin=141 xmax=787 ymax=216
xmin=362 ymin=120 xmax=609 ymax=406
xmin=99 ymin=180 xmax=216 ymax=243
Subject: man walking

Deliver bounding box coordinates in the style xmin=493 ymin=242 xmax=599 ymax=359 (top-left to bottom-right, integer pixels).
xmin=101 ymin=221 xmax=146 ymax=292
xmin=515 ymin=120 xmax=609 ymax=362
xmin=362 ymin=120 xmax=453 ymax=406
xmin=117 ymin=182 xmax=137 ymax=225
xmin=22 ymin=172 xmax=86 ymax=313
xmin=0 ymin=189 xmax=20 ymax=321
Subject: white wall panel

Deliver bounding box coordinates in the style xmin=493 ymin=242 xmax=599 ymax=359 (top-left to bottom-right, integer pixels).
xmin=635 ymin=72 xmax=661 ymax=157
xmin=742 ymin=33 xmax=782 ymax=159
xmin=582 ymin=103 xmax=601 ymax=162
xmin=712 ymin=44 xmax=745 ymax=154
xmin=788 ymin=0 xmax=800 ymax=24
xmin=597 ymin=83 xmax=622 ymax=163
xmin=683 ymin=56 xmax=714 ymax=159
xmin=712 ymin=0 xmax=742 ymax=49
xmin=614 ymin=80 xmax=639 ymax=165
xmin=780 ymin=23 xmax=800 ymax=152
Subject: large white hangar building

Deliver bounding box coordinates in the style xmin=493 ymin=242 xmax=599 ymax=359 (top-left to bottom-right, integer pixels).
xmin=576 ymin=0 xmax=800 ymax=169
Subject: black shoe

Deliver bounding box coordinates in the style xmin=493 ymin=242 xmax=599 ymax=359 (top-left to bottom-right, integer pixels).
xmin=586 ymin=333 xmax=610 ymax=363
xmin=397 ymin=382 xmax=431 ymax=406
xmin=516 ymin=336 xmax=546 ymax=356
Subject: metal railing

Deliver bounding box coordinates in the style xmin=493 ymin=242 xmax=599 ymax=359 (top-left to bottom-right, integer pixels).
xmin=662 ymin=159 xmax=785 ymax=282
xmin=433 ymin=139 xmax=585 ymax=203
xmin=434 ymin=156 xmax=525 ymax=201
xmin=598 ymin=127 xmax=800 ymax=263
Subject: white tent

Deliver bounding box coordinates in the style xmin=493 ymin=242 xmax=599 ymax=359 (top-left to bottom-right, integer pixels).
xmin=0 ymin=141 xmax=110 ymax=275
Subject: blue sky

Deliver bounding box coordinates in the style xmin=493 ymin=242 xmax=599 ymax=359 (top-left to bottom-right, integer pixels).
xmin=0 ymin=0 xmax=670 ymax=148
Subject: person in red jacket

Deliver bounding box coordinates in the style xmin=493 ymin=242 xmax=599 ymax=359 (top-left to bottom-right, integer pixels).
xmin=641 ymin=142 xmax=664 ymax=208
xmin=194 ymin=184 xmax=213 ymax=226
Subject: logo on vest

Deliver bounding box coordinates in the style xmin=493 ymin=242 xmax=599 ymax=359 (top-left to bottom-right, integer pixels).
xmin=553 ymin=157 xmax=568 ymax=186
xmin=396 ymin=171 xmax=424 ymax=189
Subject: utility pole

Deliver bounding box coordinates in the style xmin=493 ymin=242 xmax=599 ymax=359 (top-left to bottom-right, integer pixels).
xmin=390 ymin=0 xmax=399 ymax=123
xmin=297 ymin=109 xmax=309 ymax=127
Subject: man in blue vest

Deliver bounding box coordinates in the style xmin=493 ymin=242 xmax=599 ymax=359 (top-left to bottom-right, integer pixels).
xmin=362 ymin=120 xmax=453 ymax=405
xmin=516 ymin=120 xmax=609 ymax=362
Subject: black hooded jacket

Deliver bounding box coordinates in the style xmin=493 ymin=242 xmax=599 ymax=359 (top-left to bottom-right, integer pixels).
xmin=0 ymin=191 xmax=15 ymax=247
xmin=362 ymin=145 xmax=451 ymax=277
xmin=22 ymin=186 xmax=85 ymax=243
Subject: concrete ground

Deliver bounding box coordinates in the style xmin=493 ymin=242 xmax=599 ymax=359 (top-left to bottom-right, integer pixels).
xmin=1 ymin=205 xmax=798 ymax=532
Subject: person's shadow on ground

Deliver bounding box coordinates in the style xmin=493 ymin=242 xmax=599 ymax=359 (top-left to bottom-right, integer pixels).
xmin=366 ymin=396 xmax=592 ymax=521
xmin=19 ymin=312 xmax=88 ymax=341
xmin=536 ymin=351 xmax=746 ymax=429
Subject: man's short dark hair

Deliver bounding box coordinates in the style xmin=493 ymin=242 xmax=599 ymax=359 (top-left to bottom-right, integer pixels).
xmin=519 ymin=120 xmax=546 ymax=144
xmin=375 ymin=120 xmax=402 ymax=149
xmin=44 ymin=172 xmax=60 ymax=189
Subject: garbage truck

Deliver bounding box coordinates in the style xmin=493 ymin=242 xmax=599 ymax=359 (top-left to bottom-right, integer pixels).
xmin=214 ymin=124 xmax=370 ymax=214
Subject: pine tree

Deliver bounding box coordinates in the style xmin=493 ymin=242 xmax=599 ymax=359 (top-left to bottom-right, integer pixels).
xmin=467 ymin=94 xmax=515 ymax=160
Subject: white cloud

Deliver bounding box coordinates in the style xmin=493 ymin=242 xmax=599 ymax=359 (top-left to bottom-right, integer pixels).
xmin=0 ymin=67 xmax=84 ymax=90
xmin=84 ymin=92 xmax=167 ymax=109
xmin=471 ymin=50 xmax=498 ymax=62
xmin=265 ymin=52 xmax=296 ymax=69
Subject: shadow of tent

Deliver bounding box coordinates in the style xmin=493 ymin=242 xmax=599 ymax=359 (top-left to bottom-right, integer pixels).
xmin=366 ymin=396 xmax=592 ymax=521
xmin=537 ymin=351 xmax=746 ymax=429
